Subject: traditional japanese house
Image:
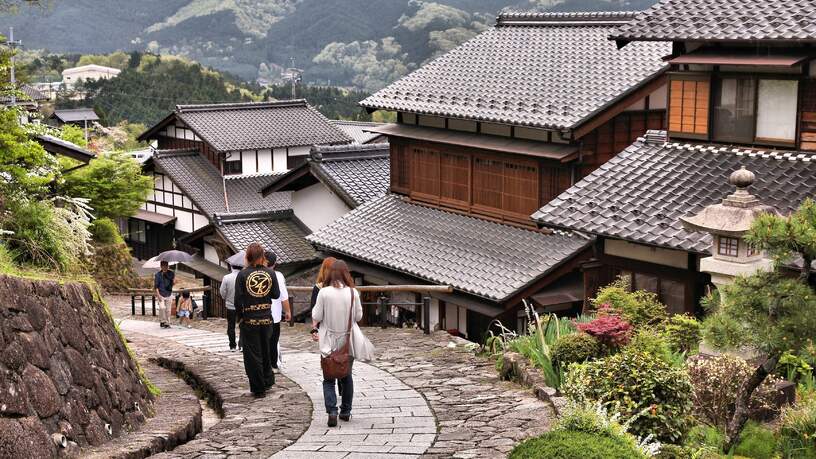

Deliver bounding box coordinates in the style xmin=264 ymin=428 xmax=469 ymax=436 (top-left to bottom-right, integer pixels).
xmin=330 ymin=120 xmax=388 ymax=145
xmin=307 ymin=11 xmax=673 ymax=341
xmin=534 ymin=0 xmax=816 ymax=314
xmin=129 ymin=100 xmax=353 ymax=316
xmin=48 ymin=108 xmax=100 ymax=128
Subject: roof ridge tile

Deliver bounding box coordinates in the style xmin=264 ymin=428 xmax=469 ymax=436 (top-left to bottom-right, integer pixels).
xmin=176 ymin=99 xmax=308 ymax=113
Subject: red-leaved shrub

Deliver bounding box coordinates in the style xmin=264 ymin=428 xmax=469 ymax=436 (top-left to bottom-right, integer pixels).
xmin=577 ymin=314 xmax=632 ymax=348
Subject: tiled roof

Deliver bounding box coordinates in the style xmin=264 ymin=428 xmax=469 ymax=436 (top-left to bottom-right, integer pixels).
xmin=310 ymin=144 xmax=390 ymax=207
xmin=216 ymin=213 xmax=319 ymax=266
xmin=308 ymin=195 xmax=591 ymax=302
xmin=173 ymin=100 xmax=353 ymax=151
xmin=0 ymin=84 xmax=47 ymax=103
xmin=361 ymin=12 xmax=670 ymax=130
xmin=153 ymin=149 xmax=290 ymax=217
xmin=330 ymin=120 xmax=387 ymax=144
xmin=611 ymin=0 xmax=816 ymax=43
xmin=52 ymin=108 xmax=99 ymax=123
xmin=533 ymin=133 xmax=816 ymax=253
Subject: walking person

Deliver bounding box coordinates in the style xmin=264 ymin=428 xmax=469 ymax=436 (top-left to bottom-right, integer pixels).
xmin=265 ymin=251 xmax=291 ymax=372
xmin=154 ymin=261 xmax=175 ymax=329
xmin=219 ymin=264 xmax=241 ymax=351
xmin=311 ymin=260 xmax=364 ymax=426
xmin=234 ymin=243 xmax=280 ymax=397
xmin=176 ymin=291 xmax=193 ymax=328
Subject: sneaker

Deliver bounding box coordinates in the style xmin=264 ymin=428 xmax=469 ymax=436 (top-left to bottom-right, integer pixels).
xmin=327 ymin=414 xmax=338 ymax=427
xmin=252 ymin=391 xmax=266 ymax=399
xmin=186 ymin=325 xmax=192 ymax=329
xmin=229 ymin=347 xmax=236 ymax=352
xmin=339 ymin=413 xmax=351 ymax=422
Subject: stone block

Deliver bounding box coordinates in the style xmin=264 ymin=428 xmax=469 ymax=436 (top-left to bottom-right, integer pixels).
xmin=23 ymin=364 xmax=62 ymax=418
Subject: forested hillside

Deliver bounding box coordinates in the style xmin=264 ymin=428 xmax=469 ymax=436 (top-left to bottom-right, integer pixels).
xmin=1 ymin=0 xmax=659 ymax=89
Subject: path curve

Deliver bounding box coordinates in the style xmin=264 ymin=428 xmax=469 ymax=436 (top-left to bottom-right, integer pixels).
xmin=118 ymin=320 xmax=436 ymax=458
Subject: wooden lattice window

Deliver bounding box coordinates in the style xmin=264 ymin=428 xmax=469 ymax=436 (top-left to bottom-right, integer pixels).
xmin=411 ymin=147 xmax=440 ymax=198
xmin=473 ymin=157 xmax=503 ymax=209
xmin=669 ymin=75 xmax=710 ymax=137
xmin=503 ymin=161 xmax=538 ymax=215
xmin=440 ymin=152 xmax=470 ymax=204
xmin=390 ymin=143 xmax=410 ymax=192
xmin=718 ymin=236 xmax=739 ymax=257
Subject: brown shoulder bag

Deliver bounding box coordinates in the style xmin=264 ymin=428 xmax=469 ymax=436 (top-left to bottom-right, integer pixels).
xmin=320 ymin=288 xmax=354 ymax=379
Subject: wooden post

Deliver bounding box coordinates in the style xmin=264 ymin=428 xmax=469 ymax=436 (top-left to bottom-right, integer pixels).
xmin=422 ymin=296 xmax=430 ymax=335
xmin=140 ymin=295 xmax=145 ymax=316
xmin=131 ymin=295 xmax=135 ymax=316
xmin=379 ymin=295 xmax=388 ymax=329
xmin=151 ymin=296 xmax=156 ymax=316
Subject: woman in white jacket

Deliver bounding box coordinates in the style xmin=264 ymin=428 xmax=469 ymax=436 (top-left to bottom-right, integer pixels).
xmin=311 ymin=260 xmax=373 ymax=426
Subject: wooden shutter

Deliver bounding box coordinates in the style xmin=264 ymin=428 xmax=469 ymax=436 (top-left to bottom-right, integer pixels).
xmin=440 ymin=152 xmax=470 ymax=205
xmin=473 ymin=157 xmax=503 ymax=210
xmin=669 ymin=75 xmax=710 ymax=137
xmin=411 ymin=147 xmax=440 ymax=199
xmin=390 ymin=142 xmax=410 ymax=193
xmin=503 ymin=160 xmax=538 ymax=216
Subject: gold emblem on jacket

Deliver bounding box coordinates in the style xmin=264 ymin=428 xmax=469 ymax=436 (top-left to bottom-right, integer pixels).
xmin=246 ymin=271 xmax=272 ymax=297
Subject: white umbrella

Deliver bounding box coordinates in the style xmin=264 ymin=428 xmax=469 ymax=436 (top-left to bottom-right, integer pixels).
xmin=142 ymin=256 xmax=179 ymax=270
xmin=226 ymin=250 xmax=247 ymax=268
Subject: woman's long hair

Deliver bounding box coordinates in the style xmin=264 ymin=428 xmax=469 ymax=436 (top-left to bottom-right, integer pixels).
xmin=327 ymin=260 xmax=355 ymax=289
xmin=245 ymin=242 xmax=265 ymax=267
xmin=316 ymin=256 xmax=337 ymax=286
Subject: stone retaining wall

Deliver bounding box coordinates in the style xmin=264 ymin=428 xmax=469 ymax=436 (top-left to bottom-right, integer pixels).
xmin=0 ymin=275 xmax=152 ymax=457
xmin=497 ymin=352 xmax=567 ymax=416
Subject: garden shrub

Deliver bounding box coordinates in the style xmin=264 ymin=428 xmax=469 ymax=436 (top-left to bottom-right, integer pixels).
xmin=554 ymin=402 xmax=660 ymax=457
xmin=686 ymin=354 xmax=782 ymax=430
xmin=627 ymin=327 xmax=676 ymax=363
xmin=508 ymin=430 xmax=645 ymax=459
xmin=662 ymin=314 xmax=701 ymax=354
xmin=552 ymin=333 xmax=601 ymax=368
xmin=563 ymin=348 xmax=694 ymax=443
xmin=655 ymin=444 xmax=693 ymax=459
xmin=592 ymin=277 xmax=668 ymax=327
xmin=576 ymin=311 xmax=632 ymax=350
xmin=732 ymin=421 xmax=776 ymax=459
xmin=778 ymin=397 xmax=816 ymax=458
xmin=685 ymin=424 xmax=724 ymax=452
xmin=90 ymin=217 xmax=124 ymax=245
xmin=2 ymin=200 xmax=74 ymax=271
xmin=778 ymin=351 xmax=815 ymax=384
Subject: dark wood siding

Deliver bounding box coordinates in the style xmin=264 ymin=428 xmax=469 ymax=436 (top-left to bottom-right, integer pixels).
xmin=156 ymin=136 xmax=220 ymax=169
xmin=800 ymin=79 xmax=816 ymax=151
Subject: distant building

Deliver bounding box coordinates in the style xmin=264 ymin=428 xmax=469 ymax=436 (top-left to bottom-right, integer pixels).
xmin=330 ymin=120 xmax=388 ymax=145
xmin=61 ymin=64 xmax=121 ymax=88
xmin=49 ymin=108 xmax=100 ymax=127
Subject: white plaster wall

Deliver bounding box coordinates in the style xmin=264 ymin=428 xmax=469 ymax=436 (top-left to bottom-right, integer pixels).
xmin=649 ymin=84 xmax=668 ymax=110
xmin=175 ymin=209 xmax=194 ymax=233
xmin=604 ymin=239 xmax=688 ymax=269
xmin=193 ymin=213 xmax=209 ymax=232
xmin=273 ymin=149 xmax=288 ymax=172
xmin=428 ymin=298 xmax=440 ymax=331
xmin=288 ymin=146 xmax=311 ymax=157
xmin=457 ymin=306 xmax=468 ymax=338
xmin=258 ymin=149 xmax=273 ymax=173
xmin=203 ymin=243 xmax=221 ymax=265
xmin=291 ymin=183 xmax=351 ymax=232
xmin=240 ymin=152 xmax=256 ymax=175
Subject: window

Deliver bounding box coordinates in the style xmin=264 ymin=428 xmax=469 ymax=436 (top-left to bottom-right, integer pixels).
xmin=713 ymin=77 xmax=756 ymax=144
xmin=440 ymin=152 xmax=469 ymax=204
xmin=669 ymin=76 xmax=710 ymax=136
xmin=224 ymin=159 xmax=242 ymax=175
xmin=718 ymin=236 xmax=739 ymax=257
xmin=127 ymin=219 xmax=146 ymax=244
xmin=473 ymin=157 xmax=503 ymax=209
xmin=747 ymin=243 xmax=758 ymax=257
xmin=503 ymin=162 xmax=538 ymax=215
xmin=756 ymin=79 xmax=799 ymax=143
xmin=391 ymin=144 xmax=410 ymax=192
xmin=411 ymin=148 xmax=440 ymax=197
xmin=659 ymin=279 xmax=686 ymax=315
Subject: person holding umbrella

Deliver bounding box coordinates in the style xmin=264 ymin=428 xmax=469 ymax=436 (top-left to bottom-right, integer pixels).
xmin=154 ymin=261 xmax=175 ymax=328
xmin=234 ymin=243 xmax=280 ymax=397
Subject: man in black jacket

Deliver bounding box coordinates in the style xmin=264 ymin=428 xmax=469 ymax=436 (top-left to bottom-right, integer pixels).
xmin=234 ymin=242 xmax=280 ymax=397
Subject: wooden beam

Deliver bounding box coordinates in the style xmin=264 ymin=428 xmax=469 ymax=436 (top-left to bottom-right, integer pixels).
xmin=573 ymin=73 xmax=668 ymax=140
xmin=287 ymin=285 xmax=453 ymax=294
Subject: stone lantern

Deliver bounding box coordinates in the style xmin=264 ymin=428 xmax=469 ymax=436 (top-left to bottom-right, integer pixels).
xmin=680 ymin=167 xmax=775 ymax=290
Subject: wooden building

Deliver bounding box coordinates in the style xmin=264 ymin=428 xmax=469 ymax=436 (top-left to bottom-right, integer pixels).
xmin=535 ymin=0 xmax=816 ymax=315
xmin=307 ymin=11 xmax=674 ymax=341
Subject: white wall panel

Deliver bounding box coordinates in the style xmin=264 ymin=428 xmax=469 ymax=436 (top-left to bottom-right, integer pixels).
xmin=291 ymin=183 xmax=350 ymax=232
xmin=257 ymin=149 xmax=273 ymax=173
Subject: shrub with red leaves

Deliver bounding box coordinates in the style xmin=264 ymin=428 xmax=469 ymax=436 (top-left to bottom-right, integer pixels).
xmin=577 ymin=315 xmax=632 ymax=348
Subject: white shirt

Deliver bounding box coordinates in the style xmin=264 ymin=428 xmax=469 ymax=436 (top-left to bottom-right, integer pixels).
xmin=271 ymin=271 xmax=289 ymax=323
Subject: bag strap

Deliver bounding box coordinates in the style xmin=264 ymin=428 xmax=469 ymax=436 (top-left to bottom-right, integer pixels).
xmin=346 ymin=288 xmax=354 ymax=335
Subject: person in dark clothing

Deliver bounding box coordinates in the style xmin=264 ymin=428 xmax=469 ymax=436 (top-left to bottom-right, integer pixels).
xmin=154 ymin=261 xmax=175 ymax=328
xmin=234 ymin=243 xmax=280 ymax=397
xmin=219 ymin=264 xmax=240 ymax=351
xmin=265 ymin=251 xmax=291 ymax=372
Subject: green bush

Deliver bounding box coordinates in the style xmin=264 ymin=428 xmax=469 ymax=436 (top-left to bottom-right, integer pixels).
xmin=779 ymin=397 xmax=816 ymax=458
xmin=509 ymin=430 xmax=645 ymax=459
xmin=563 ymin=348 xmax=694 ymax=443
xmin=593 ymin=277 xmax=668 ymax=327
xmin=90 ymin=217 xmax=124 ymax=244
xmin=655 ymin=444 xmax=693 ymax=459
xmin=733 ymin=422 xmax=776 ymax=459
xmin=2 ymin=200 xmax=74 ymax=271
xmin=686 ymin=424 xmax=724 ymax=452
xmin=627 ymin=327 xmax=679 ymax=365
xmin=552 ymin=333 xmax=601 ymax=368
xmin=662 ymin=314 xmax=701 ymax=354
xmin=778 ymin=351 xmax=815 ymax=384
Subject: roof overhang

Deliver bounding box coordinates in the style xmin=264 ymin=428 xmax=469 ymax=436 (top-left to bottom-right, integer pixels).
xmin=36 ymin=134 xmax=95 ymax=163
xmin=369 ymin=124 xmax=578 ymax=161
xmin=131 ymin=209 xmax=177 ymax=226
xmin=260 ymin=163 xmax=317 ymax=196
xmin=138 ymin=111 xmax=181 ymax=142
xmin=669 ymin=52 xmax=812 ymax=67
xmin=182 ymin=254 xmax=229 ymax=280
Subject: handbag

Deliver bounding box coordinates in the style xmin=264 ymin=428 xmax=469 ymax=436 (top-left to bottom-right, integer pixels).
xmin=320 ymin=288 xmax=354 ymax=379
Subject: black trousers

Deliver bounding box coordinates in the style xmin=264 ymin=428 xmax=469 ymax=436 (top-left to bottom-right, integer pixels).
xmin=269 ymin=321 xmax=281 ymax=368
xmin=240 ymin=323 xmax=274 ymax=394
xmin=226 ymin=309 xmax=237 ymax=349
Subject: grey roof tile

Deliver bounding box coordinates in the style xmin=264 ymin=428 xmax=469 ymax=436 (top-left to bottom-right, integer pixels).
xmin=174 ymin=100 xmax=353 ymax=151
xmin=218 ymin=215 xmax=319 ymax=266
xmin=361 ymin=12 xmax=670 ymax=130
xmin=52 ymin=108 xmax=99 ymax=123
xmin=310 ymin=144 xmax=390 ymax=207
xmin=534 ymin=133 xmax=816 ymax=253
xmin=308 ymin=195 xmax=591 ymax=302
xmin=612 ymin=0 xmax=816 ymax=43
xmin=330 ymin=120 xmax=387 ymax=144
xmin=0 ymin=84 xmax=47 ymax=103
xmin=153 ymin=149 xmax=291 ymax=217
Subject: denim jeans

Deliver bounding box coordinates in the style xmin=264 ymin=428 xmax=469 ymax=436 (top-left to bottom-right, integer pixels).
xmin=323 ymin=359 xmax=353 ymax=415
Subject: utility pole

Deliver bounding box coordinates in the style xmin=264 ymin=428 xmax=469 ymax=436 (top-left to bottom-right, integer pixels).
xmin=5 ymin=27 xmax=21 ymax=105
xmin=282 ymin=57 xmax=302 ymax=100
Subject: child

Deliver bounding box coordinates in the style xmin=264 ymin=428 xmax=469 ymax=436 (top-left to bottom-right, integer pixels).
xmin=177 ymin=292 xmax=193 ymax=328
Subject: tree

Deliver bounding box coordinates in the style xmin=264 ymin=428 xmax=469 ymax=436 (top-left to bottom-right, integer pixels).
xmin=704 ymin=200 xmax=816 ymax=451
xmin=60 ymin=151 xmax=151 ymax=220
xmin=746 ymin=198 xmax=816 ymax=280
xmin=0 ymin=108 xmax=56 ymax=199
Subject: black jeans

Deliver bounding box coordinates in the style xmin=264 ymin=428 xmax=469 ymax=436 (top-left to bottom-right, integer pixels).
xmin=226 ymin=309 xmax=237 ymax=349
xmin=269 ymin=321 xmax=281 ymax=368
xmin=240 ymin=323 xmax=274 ymax=394
xmin=323 ymin=359 xmax=354 ymax=415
